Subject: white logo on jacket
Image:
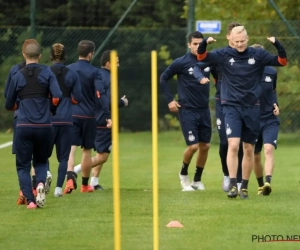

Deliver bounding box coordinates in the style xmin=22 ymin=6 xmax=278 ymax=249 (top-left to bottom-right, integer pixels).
xmin=204 ymin=67 xmax=210 ymax=72
xmin=265 ymin=76 xmax=272 ymax=82
xmin=188 ymin=67 xmax=193 ymax=75
xmin=229 ymin=58 xmax=235 ymax=65
xmin=248 ymin=58 xmax=255 ymax=64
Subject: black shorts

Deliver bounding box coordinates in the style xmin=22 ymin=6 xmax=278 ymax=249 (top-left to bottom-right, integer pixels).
xmin=94 ymin=128 xmax=112 ymax=153
xmin=71 ymin=118 xmax=96 ymax=149
xmin=223 ymin=105 xmax=260 ymax=144
xmin=178 ymin=108 xmax=211 ymax=145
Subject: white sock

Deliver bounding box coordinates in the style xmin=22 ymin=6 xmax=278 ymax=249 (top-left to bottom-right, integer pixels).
xmin=90 ymin=177 xmax=99 ymax=186
xmin=74 ymin=164 xmax=82 ymax=174
xmin=54 ymin=187 xmax=62 ymax=194
xmin=47 ymin=170 xmax=52 ymax=177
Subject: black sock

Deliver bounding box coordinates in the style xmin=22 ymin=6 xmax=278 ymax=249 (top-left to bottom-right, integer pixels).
xmin=237 ymin=144 xmax=243 ymax=183
xmin=230 ymin=178 xmax=237 ymax=187
xmin=266 ymin=175 xmax=272 ymax=184
xmin=32 ymin=175 xmax=36 ymax=189
xmin=82 ymin=177 xmax=89 ymax=186
xmin=67 ymin=171 xmax=74 ymax=181
xmin=219 ymin=144 xmax=229 ymax=176
xmin=193 ymin=166 xmax=204 ymax=182
xmin=180 ymin=162 xmax=189 ymax=175
xmin=241 ymin=179 xmax=249 ymax=190
xmin=257 ymin=176 xmax=264 ymax=187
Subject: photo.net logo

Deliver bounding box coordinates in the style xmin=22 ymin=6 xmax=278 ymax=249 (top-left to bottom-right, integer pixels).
xmin=252 ymin=235 xmax=300 ymax=243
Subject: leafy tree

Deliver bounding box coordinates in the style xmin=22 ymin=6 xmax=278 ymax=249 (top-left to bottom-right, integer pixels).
xmin=0 ymin=0 xmax=185 ymax=28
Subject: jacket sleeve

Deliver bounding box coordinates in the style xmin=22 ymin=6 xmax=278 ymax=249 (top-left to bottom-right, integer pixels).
xmin=273 ymin=70 xmax=278 ymax=106
xmin=159 ymin=59 xmax=181 ymax=103
xmin=197 ymin=38 xmax=223 ymax=64
xmin=193 ymin=62 xmax=213 ymax=83
xmin=4 ymin=65 xmax=18 ymax=98
xmin=94 ymin=69 xmax=111 ymax=120
xmin=70 ymin=70 xmax=82 ymax=104
xmin=5 ymin=74 xmax=18 ymax=110
xmin=47 ymin=69 xmax=62 ymax=106
xmin=260 ymin=39 xmax=288 ymax=67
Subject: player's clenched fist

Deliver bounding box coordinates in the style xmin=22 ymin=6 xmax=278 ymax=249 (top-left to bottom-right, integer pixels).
xmin=267 ymin=37 xmax=276 ymax=44
xmin=207 ymin=37 xmax=217 ymax=44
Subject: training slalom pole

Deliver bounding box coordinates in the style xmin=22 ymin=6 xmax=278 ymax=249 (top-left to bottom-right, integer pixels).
xmin=111 ymin=50 xmax=121 ymax=250
xmin=151 ymin=50 xmax=159 ymax=250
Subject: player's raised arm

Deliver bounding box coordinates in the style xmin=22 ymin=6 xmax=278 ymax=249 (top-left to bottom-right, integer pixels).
xmin=197 ymin=38 xmax=222 ymax=64
xmin=261 ymin=37 xmax=288 ymax=66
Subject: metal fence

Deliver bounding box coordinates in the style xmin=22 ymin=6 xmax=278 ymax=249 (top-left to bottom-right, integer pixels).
xmin=0 ymin=21 xmax=299 ymax=139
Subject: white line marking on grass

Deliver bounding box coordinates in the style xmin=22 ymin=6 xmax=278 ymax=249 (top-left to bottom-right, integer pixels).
xmin=0 ymin=141 xmax=13 ymax=149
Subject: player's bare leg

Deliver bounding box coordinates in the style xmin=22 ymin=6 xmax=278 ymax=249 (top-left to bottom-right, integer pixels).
xmin=80 ymin=148 xmax=94 ymax=192
xmin=226 ymin=137 xmax=240 ymax=198
xmin=262 ymin=144 xmax=274 ymax=195
xmin=179 ymin=144 xmax=198 ymax=191
xmin=239 ymin=142 xmax=254 ymax=199
xmin=254 ymin=152 xmax=264 ymax=195
xmin=90 ymin=153 xmax=109 ymax=189
xmin=63 ymin=145 xmax=77 ymax=194
xmin=90 ymin=164 xmax=104 ymax=190
xmin=191 ymin=142 xmax=210 ymax=190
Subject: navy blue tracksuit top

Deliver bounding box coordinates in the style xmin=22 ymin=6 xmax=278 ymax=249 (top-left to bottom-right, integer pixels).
xmin=50 ymin=63 xmax=82 ymax=126
xmin=5 ymin=63 xmax=62 ymax=127
xmin=260 ymin=66 xmax=278 ymax=119
xmin=160 ymin=52 xmax=210 ymax=109
xmin=96 ymin=68 xmax=125 ymax=127
xmin=67 ymin=60 xmax=110 ymax=120
xmin=197 ymin=38 xmax=287 ymax=107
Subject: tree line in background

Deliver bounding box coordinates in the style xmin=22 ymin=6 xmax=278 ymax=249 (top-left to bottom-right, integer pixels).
xmin=0 ymin=0 xmax=299 ymax=28
xmin=0 ymin=0 xmax=299 ymax=132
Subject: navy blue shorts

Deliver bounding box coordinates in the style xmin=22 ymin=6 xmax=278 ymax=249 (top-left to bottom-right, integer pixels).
xmin=51 ymin=126 xmax=73 ymax=162
xmin=215 ymin=100 xmax=227 ymax=145
xmin=255 ymin=117 xmax=280 ymax=153
xmin=178 ymin=108 xmax=211 ymax=145
xmin=72 ymin=118 xmax=96 ymax=149
xmin=222 ymin=105 xmax=260 ymax=144
xmin=94 ymin=128 xmax=112 ymax=153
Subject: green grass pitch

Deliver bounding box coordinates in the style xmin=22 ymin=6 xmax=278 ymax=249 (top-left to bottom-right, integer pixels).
xmin=0 ymin=131 xmax=299 ymax=250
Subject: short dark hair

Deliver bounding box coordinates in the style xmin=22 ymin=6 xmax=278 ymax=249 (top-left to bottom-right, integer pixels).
xmin=22 ymin=39 xmax=39 ymax=53
xmin=227 ymin=22 xmax=243 ymax=34
xmin=51 ymin=43 xmax=66 ymax=61
xmin=24 ymin=43 xmax=41 ymax=59
xmin=77 ymin=40 xmax=95 ymax=57
xmin=187 ymin=31 xmax=204 ymax=43
xmin=100 ymin=50 xmax=111 ymax=67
